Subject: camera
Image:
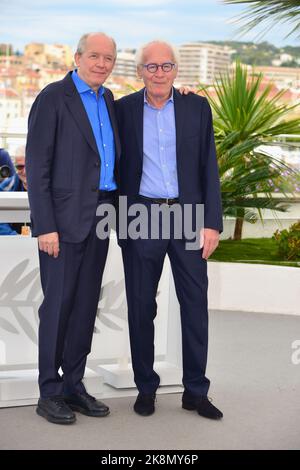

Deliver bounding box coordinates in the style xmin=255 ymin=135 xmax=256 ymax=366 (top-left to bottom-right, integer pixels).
xmin=0 ymin=165 xmax=12 ymax=182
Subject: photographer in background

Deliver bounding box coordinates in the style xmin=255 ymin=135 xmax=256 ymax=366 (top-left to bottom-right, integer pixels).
xmin=0 ymin=145 xmax=28 ymax=235
xmin=0 ymin=148 xmax=16 ymax=184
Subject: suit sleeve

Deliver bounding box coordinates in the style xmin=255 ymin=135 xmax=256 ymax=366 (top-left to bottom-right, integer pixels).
xmin=25 ymin=90 xmax=58 ymax=237
xmin=201 ymin=98 xmax=223 ymax=233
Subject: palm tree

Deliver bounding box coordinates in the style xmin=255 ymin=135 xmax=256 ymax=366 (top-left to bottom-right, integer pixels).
xmin=224 ymin=0 xmax=300 ymax=38
xmin=199 ymin=62 xmax=300 ymax=239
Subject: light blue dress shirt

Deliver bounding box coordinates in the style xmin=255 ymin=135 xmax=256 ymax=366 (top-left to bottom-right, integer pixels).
xmin=139 ymin=88 xmax=179 ymax=198
xmin=72 ymin=70 xmax=116 ymax=191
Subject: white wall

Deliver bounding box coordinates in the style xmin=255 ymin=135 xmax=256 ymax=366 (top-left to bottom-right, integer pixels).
xmin=208 ymin=262 xmax=300 ymax=316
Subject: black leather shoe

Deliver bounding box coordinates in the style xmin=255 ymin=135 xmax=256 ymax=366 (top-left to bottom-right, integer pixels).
xmin=64 ymin=392 xmax=110 ymax=417
xmin=134 ymin=393 xmax=156 ymax=416
xmin=36 ymin=396 xmax=76 ymax=424
xmin=182 ymin=391 xmax=223 ymax=420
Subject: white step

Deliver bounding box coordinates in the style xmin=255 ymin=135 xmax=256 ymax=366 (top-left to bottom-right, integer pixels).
xmin=0 ymin=368 xmax=104 ymax=407
xmin=98 ymin=361 xmax=182 ymax=389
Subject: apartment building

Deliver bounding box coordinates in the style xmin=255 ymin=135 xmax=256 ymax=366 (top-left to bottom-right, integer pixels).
xmin=0 ymin=88 xmax=21 ymax=123
xmin=113 ymin=49 xmax=136 ymax=79
xmin=177 ymin=42 xmax=232 ymax=86
xmin=253 ymin=65 xmax=300 ymax=89
xmin=24 ymin=43 xmax=73 ymax=68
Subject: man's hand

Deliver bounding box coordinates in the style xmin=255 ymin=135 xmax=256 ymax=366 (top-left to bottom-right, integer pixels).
xmin=38 ymin=232 xmax=60 ymax=258
xmin=178 ymin=86 xmax=195 ymax=95
xmin=201 ymin=228 xmax=219 ymax=260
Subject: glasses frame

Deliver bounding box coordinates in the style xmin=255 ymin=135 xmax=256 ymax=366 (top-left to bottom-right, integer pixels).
xmin=142 ymin=62 xmax=177 ymax=73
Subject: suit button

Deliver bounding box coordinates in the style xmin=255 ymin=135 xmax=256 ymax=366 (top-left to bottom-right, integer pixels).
xmin=95 ymin=161 xmax=100 ymax=167
xmin=91 ymin=186 xmax=98 ymax=192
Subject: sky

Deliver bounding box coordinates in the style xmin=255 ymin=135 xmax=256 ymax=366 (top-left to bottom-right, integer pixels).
xmin=1 ymin=0 xmax=299 ymax=52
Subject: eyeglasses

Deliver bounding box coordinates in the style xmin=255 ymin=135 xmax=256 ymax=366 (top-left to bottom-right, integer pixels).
xmin=142 ymin=63 xmax=177 ymax=73
xmin=15 ymin=164 xmax=25 ymax=171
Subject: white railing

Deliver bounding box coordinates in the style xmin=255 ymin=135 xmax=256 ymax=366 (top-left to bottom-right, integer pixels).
xmin=0 ymin=192 xmax=30 ymax=223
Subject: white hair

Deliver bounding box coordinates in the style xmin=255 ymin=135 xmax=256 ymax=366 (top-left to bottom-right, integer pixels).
xmin=135 ymin=40 xmax=179 ymax=67
xmin=15 ymin=145 xmax=25 ymax=158
xmin=76 ymin=32 xmax=117 ymax=58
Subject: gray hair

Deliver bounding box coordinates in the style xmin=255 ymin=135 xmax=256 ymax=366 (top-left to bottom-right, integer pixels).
xmin=135 ymin=40 xmax=179 ymax=67
xmin=76 ymin=32 xmax=117 ymax=58
xmin=15 ymin=144 xmax=26 ymax=158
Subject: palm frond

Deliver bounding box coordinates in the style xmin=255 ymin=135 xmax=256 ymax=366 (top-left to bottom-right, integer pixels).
xmin=224 ymin=0 xmax=300 ymax=38
xmin=198 ymin=62 xmax=300 ymax=228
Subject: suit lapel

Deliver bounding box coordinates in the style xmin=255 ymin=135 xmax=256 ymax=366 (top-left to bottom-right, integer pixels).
xmin=104 ymin=90 xmax=121 ymax=162
xmin=63 ymin=72 xmax=99 ymax=157
xmin=173 ymin=88 xmax=186 ymax=160
xmin=132 ymin=88 xmax=144 ymax=162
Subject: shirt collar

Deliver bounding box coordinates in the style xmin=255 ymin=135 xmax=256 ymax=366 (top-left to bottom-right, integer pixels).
xmin=144 ymin=87 xmax=174 ymax=106
xmin=72 ymin=70 xmax=104 ymax=96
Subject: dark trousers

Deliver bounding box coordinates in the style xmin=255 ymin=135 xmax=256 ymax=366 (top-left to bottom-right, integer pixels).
xmin=38 ymin=195 xmax=114 ymax=398
xmin=122 ymin=203 xmax=210 ymax=397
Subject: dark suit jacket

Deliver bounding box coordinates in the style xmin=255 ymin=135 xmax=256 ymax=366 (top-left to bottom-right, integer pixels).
xmin=115 ymin=87 xmax=223 ymax=239
xmin=26 ymin=71 xmax=120 ymax=243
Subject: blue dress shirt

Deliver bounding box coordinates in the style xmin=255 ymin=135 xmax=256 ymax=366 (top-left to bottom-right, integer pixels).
xmin=72 ymin=70 xmax=116 ymax=191
xmin=139 ymin=88 xmax=179 ymax=198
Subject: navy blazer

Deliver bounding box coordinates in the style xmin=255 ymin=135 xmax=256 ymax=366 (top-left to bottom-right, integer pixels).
xmin=26 ymin=72 xmax=120 ymax=243
xmin=115 ymin=87 xmax=223 ymax=234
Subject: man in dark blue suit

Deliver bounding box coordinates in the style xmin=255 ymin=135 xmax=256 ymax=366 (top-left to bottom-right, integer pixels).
xmin=26 ymin=32 xmax=120 ymax=424
xmin=116 ymin=41 xmax=223 ymax=420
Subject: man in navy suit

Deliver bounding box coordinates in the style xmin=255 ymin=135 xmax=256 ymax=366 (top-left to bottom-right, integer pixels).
xmin=116 ymin=41 xmax=223 ymax=419
xmin=26 ymin=32 xmax=120 ymax=424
